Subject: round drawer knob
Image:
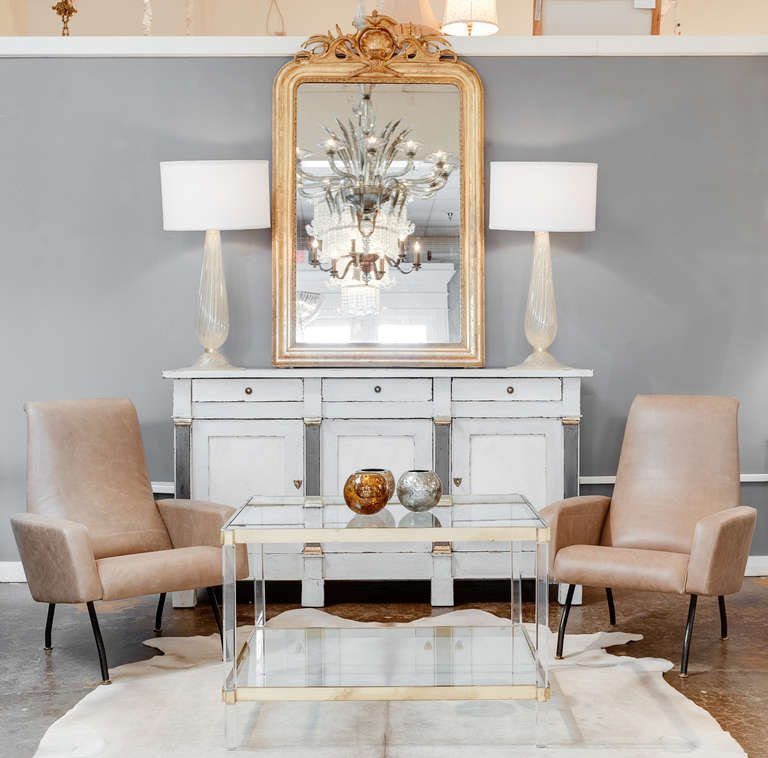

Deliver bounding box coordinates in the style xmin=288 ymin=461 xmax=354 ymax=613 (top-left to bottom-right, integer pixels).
xmin=374 ymin=385 xmax=382 ymax=393
xmin=244 ymin=387 xmax=253 ymax=395
xmin=507 ymin=386 xmax=514 ymax=394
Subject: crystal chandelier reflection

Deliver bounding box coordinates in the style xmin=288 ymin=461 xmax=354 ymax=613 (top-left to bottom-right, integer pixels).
xmin=340 ymin=282 xmax=381 ymax=317
xmin=297 ymin=84 xmax=456 ymax=290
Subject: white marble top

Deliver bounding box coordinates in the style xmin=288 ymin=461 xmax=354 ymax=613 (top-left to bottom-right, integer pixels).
xmin=162 ymin=366 xmax=593 ymax=379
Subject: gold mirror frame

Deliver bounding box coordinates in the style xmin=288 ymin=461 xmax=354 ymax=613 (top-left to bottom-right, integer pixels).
xmin=272 ymin=12 xmax=484 ymax=366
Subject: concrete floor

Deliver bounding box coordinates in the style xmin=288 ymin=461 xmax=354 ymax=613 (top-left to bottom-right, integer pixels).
xmin=1 ymin=578 xmax=767 ymax=757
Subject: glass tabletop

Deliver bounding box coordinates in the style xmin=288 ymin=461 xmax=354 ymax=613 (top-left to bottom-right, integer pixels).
xmin=222 ymin=495 xmax=549 ymax=544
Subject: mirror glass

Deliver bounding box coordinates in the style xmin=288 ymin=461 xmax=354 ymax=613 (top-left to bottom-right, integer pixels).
xmin=294 ymin=82 xmax=461 ymax=347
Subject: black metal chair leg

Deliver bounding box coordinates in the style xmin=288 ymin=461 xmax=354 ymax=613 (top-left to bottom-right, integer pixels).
xmin=44 ymin=603 xmax=55 ymax=650
xmin=86 ymin=601 xmax=111 ymax=685
xmin=206 ymin=587 xmax=223 ymax=641
xmin=154 ymin=593 xmax=167 ymax=633
xmin=718 ymin=595 xmax=728 ymax=640
xmin=605 ymin=588 xmax=616 ymax=626
xmin=680 ymin=594 xmax=697 ymax=677
xmin=556 ymin=584 xmax=576 ymax=659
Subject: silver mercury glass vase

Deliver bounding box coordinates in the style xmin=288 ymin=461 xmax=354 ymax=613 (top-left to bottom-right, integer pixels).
xmin=396 ymin=470 xmax=442 ymax=512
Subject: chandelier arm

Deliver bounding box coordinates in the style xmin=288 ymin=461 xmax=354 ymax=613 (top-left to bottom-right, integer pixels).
xmin=381 ymin=128 xmax=412 ymax=173
xmin=384 ymin=157 xmax=415 ymax=179
xmin=326 ymin=152 xmax=356 ymax=180
xmin=336 ymin=258 xmax=357 ymax=281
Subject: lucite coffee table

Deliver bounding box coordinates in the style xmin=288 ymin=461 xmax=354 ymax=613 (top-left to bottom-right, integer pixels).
xmin=220 ymin=495 xmax=550 ymax=749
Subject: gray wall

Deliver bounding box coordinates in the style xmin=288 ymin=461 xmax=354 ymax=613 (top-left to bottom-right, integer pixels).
xmin=0 ymin=55 xmax=766 ymax=561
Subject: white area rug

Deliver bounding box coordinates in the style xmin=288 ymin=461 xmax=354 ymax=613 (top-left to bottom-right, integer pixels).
xmin=34 ymin=609 xmax=745 ymax=757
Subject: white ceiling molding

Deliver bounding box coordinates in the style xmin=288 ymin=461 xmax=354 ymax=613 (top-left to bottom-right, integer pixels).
xmin=2 ymin=34 xmax=768 ymax=57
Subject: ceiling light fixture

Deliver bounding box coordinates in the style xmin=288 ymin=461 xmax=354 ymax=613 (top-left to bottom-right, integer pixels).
xmin=441 ymin=0 xmax=499 ymax=37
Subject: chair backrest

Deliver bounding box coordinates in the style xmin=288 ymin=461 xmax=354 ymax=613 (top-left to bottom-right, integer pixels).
xmin=603 ymin=394 xmax=740 ymax=554
xmin=26 ymin=398 xmax=171 ymax=559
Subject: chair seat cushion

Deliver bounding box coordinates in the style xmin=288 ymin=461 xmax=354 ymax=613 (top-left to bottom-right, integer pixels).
xmin=553 ymin=545 xmax=690 ymax=594
xmin=97 ymin=546 xmax=246 ymax=600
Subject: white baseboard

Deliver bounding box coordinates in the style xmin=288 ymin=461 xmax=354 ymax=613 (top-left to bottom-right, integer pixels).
xmin=0 ymin=562 xmax=26 ymax=582
xmin=746 ymin=555 xmax=768 ymax=577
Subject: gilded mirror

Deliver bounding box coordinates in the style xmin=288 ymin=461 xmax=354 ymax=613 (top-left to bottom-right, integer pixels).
xmin=273 ymin=12 xmax=484 ymax=366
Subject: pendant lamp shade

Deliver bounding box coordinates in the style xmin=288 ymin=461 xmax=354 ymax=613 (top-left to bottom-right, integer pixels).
xmin=379 ymin=0 xmax=440 ymax=34
xmin=441 ymin=0 xmax=498 ymax=36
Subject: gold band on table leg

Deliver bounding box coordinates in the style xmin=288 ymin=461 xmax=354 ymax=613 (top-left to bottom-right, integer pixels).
xmin=536 ymin=685 xmax=550 ymax=702
xmin=222 ymin=689 xmax=236 ymax=705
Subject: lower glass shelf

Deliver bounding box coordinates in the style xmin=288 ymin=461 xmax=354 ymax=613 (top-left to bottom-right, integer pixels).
xmin=230 ymin=624 xmax=546 ymax=702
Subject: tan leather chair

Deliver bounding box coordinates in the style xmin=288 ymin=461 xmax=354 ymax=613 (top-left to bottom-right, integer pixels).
xmin=10 ymin=398 xmax=247 ymax=684
xmin=541 ymin=395 xmax=756 ymax=676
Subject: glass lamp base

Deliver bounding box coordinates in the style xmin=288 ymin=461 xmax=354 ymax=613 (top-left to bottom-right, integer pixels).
xmin=187 ymin=349 xmax=240 ymax=370
xmin=509 ymin=348 xmax=572 ymax=371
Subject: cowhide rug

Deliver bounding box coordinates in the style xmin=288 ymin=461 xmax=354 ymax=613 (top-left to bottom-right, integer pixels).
xmin=33 ymin=609 xmax=745 ymax=757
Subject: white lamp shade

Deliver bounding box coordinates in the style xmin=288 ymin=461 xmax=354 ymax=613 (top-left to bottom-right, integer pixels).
xmin=380 ymin=0 xmax=440 ymax=34
xmin=441 ymin=0 xmax=498 ymax=36
xmin=488 ymin=162 xmax=598 ymax=232
xmin=160 ymin=160 xmax=270 ymax=231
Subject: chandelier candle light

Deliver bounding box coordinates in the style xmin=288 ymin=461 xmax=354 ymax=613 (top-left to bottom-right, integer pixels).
xmin=160 ymin=160 xmax=270 ymax=369
xmin=489 ymin=161 xmax=597 ymax=370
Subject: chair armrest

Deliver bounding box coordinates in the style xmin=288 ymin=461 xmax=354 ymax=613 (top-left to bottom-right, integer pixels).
xmin=10 ymin=513 xmax=103 ymax=604
xmin=686 ymin=506 xmax=757 ymax=596
xmin=540 ymin=496 xmax=611 ymax=574
xmin=156 ymin=499 xmax=236 ymax=549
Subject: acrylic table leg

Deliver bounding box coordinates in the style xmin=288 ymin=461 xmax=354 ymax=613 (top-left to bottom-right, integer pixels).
xmin=225 ymin=703 xmax=238 ymax=750
xmin=222 ymin=543 xmax=238 ymax=748
xmin=535 ymin=697 xmax=547 ymax=748
xmin=511 ymin=541 xmax=522 ymax=626
xmin=252 ymin=543 xmax=266 ymax=687
xmin=254 ymin=544 xmax=266 ymax=628
xmin=535 ymin=538 xmax=550 ymax=750
xmin=535 ymin=540 xmax=549 ymax=687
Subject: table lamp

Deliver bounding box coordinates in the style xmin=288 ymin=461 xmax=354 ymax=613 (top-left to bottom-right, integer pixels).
xmin=489 ymin=161 xmax=597 ymax=369
xmin=160 ymin=160 xmax=270 ymax=369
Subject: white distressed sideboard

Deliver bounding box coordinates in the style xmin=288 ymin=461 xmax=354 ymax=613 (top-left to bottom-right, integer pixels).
xmin=163 ymin=367 xmax=592 ymax=607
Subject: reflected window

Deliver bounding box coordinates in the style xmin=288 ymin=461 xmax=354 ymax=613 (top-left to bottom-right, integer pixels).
xmin=301 ymin=324 xmax=352 ymax=344
xmin=377 ymin=324 xmax=428 ymax=344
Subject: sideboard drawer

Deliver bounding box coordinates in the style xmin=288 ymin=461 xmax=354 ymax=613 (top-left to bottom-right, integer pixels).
xmin=192 ymin=379 xmax=303 ymax=402
xmin=452 ymin=378 xmax=562 ymax=402
xmin=323 ymin=378 xmax=432 ymax=402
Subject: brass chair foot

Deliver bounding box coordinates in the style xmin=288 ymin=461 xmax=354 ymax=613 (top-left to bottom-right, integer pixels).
xmin=720 ymin=636 xmax=728 ymax=641
xmin=555 ymin=655 xmax=564 ymax=660
xmin=43 ymin=646 xmax=52 ymax=652
xmin=153 ymin=628 xmax=162 ymax=634
xmin=679 ymin=672 xmax=688 ymax=678
xmin=102 ymin=679 xmax=112 ymax=686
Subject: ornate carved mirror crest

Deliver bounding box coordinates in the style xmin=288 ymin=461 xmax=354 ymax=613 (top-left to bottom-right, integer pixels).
xmin=273 ymin=12 xmax=485 ymax=366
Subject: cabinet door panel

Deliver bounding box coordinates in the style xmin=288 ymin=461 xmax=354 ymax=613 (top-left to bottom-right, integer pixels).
xmin=192 ymin=420 xmax=304 ymax=506
xmin=321 ymin=419 xmax=433 ymax=497
xmin=321 ymin=419 xmax=433 ymax=556
xmin=451 ymin=418 xmax=563 ymax=510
